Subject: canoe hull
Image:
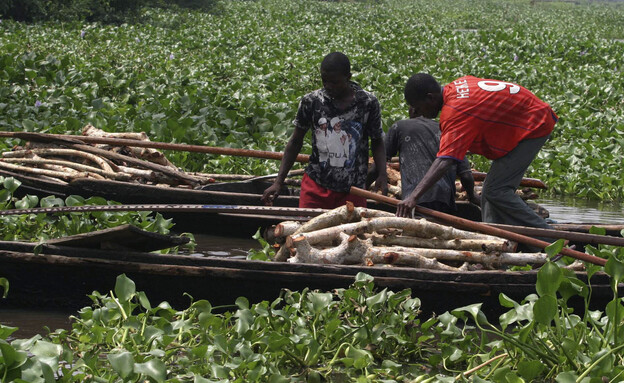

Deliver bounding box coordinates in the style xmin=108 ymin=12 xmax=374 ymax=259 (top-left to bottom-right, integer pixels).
xmin=0 ymin=245 xmax=616 ymax=319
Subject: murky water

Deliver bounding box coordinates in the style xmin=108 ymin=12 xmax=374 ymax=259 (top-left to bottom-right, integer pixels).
xmin=0 ymin=309 xmax=74 ymax=339
xmin=538 ymin=197 xmax=623 ymax=224
xmin=0 ymin=234 xmax=261 ymax=339
xmin=2 ymin=198 xmax=622 ymax=339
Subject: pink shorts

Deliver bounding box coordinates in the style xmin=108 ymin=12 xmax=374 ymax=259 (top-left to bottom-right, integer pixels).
xmin=299 ymin=173 xmax=367 ymax=209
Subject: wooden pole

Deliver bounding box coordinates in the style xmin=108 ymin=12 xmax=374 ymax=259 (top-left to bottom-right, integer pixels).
xmin=0 ymin=204 xmax=328 ymax=217
xmin=1 ymin=131 xmax=546 ymax=188
xmin=0 ymin=131 xmax=311 ymax=163
xmin=471 ymin=171 xmax=546 ymax=189
xmin=486 ymin=222 xmax=624 ymax=248
xmin=349 ymin=186 xmax=607 ymax=266
xmin=387 ymin=157 xmax=547 ymax=189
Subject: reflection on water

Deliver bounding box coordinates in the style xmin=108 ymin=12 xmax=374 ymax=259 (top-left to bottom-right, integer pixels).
xmin=539 ymin=197 xmax=623 ymax=224
xmin=190 ymin=234 xmax=261 ymax=258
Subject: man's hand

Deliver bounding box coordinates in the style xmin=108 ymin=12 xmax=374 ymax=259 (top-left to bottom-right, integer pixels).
xmin=468 ymin=194 xmax=481 ymax=207
xmin=396 ymin=193 xmax=418 ymax=217
xmin=261 ymin=182 xmax=282 ymax=206
xmin=371 ymin=173 xmax=388 ymax=196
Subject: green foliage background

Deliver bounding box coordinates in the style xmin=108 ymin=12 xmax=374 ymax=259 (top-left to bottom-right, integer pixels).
xmin=0 ymin=0 xmax=623 ymax=200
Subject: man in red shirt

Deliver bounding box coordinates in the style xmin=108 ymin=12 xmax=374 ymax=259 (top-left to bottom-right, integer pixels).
xmin=395 ymin=73 xmax=557 ymax=231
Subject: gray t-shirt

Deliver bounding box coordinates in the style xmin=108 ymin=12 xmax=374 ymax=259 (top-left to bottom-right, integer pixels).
xmin=385 ymin=117 xmax=470 ymax=208
xmin=293 ymin=82 xmax=383 ymax=192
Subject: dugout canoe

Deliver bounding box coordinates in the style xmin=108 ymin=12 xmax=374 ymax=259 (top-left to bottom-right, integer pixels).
xmin=0 ymin=237 xmax=619 ymax=320
xmin=1 ymin=167 xmax=622 ymax=251
xmin=0 ymin=168 xmax=484 ymax=236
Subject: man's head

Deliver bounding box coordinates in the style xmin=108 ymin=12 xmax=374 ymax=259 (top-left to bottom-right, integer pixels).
xmin=404 ymin=73 xmax=443 ymax=119
xmin=330 ymin=117 xmax=342 ymax=130
xmin=320 ymin=52 xmax=352 ymax=100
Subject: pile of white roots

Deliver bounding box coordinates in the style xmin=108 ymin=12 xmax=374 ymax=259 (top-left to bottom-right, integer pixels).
xmin=270 ymin=202 xmax=583 ymax=271
xmin=0 ymin=125 xmax=212 ymax=187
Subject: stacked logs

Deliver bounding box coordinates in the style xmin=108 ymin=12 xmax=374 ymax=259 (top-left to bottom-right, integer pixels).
xmin=268 ymin=202 xmax=575 ymax=271
xmin=0 ymin=125 xmax=213 ymax=187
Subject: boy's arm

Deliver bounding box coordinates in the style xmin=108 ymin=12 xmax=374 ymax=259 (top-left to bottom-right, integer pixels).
xmin=261 ymin=128 xmax=306 ymax=205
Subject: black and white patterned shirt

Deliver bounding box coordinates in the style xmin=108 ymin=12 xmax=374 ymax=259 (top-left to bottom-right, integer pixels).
xmin=294 ymin=82 xmax=383 ymax=192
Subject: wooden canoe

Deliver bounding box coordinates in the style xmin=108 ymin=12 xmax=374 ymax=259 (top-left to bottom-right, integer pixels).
xmin=0 ymin=238 xmax=619 ymax=319
xmin=0 ymin=168 xmax=483 ymax=236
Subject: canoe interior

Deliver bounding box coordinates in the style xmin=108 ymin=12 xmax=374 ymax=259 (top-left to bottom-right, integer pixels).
xmin=45 ymin=224 xmax=189 ymax=251
xmin=0 ymin=170 xmax=483 ymax=236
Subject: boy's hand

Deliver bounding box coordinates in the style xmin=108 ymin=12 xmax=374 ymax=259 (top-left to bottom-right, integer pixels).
xmin=261 ymin=182 xmax=282 ymax=206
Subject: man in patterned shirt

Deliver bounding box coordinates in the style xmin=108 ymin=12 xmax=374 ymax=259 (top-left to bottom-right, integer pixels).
xmin=396 ymin=73 xmax=557 ymax=230
xmin=262 ymin=52 xmax=387 ymax=208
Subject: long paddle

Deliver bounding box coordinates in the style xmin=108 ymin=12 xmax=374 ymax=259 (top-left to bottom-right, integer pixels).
xmin=349 ymin=186 xmax=607 ymax=266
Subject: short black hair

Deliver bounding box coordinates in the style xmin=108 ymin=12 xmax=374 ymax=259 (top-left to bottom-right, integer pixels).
xmin=320 ymin=52 xmax=351 ymax=76
xmin=404 ymin=73 xmax=441 ymax=105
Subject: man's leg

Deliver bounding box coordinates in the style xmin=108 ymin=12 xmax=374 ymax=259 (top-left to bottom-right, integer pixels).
xmin=481 ymin=135 xmax=550 ymax=228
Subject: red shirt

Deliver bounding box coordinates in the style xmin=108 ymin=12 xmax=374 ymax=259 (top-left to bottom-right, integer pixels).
xmin=437 ymin=76 xmax=557 ymax=160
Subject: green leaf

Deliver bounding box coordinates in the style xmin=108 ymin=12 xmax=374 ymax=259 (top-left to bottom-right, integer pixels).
xmin=134 ymin=359 xmax=166 ymax=383
xmin=517 ymin=359 xmax=546 ymax=381
xmin=536 ymin=262 xmax=562 ymax=297
xmin=2 ymin=177 xmax=21 ymax=193
xmin=0 ymin=339 xmax=26 ymax=368
xmin=137 ymin=291 xmax=151 ymax=310
xmin=0 ymin=277 xmax=8 ymax=298
xmin=533 ymin=295 xmax=558 ymax=325
xmin=308 ymin=292 xmax=333 ymax=314
xmin=545 ymin=239 xmax=565 ymax=258
xmin=0 ymin=323 xmax=19 ymax=339
xmin=114 ymin=274 xmax=136 ymax=302
xmin=194 ymin=375 xmax=212 ymax=383
xmin=235 ymin=296 xmax=249 ymax=310
xmin=234 ymin=308 xmax=253 ymax=335
xmin=107 ymin=351 xmax=134 ymax=379
xmin=65 ymin=195 xmax=85 ymax=206
xmin=355 ymin=272 xmax=374 ymax=283
xmin=366 ymin=288 xmax=388 ymax=308
xmin=605 ymin=255 xmax=624 ymax=285
xmin=554 ymin=371 xmax=579 ymax=383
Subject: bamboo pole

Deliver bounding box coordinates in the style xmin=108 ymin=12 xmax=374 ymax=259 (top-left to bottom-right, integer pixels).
xmin=349 ymin=186 xmax=607 ymax=266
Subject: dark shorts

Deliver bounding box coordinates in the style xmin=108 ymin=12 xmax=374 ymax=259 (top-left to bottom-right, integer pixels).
xmin=299 ymin=173 xmax=367 ymax=209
